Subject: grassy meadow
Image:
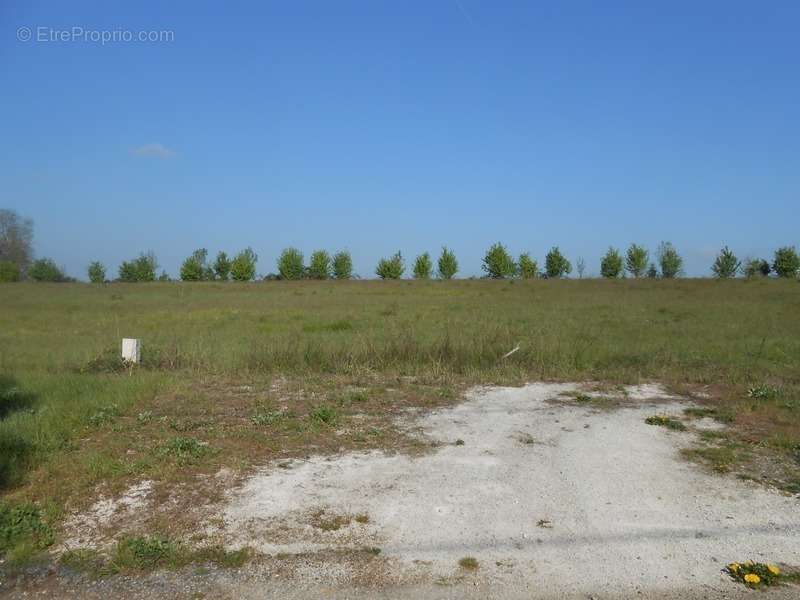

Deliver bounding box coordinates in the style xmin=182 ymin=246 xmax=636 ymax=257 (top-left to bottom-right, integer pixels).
xmin=1 ymin=278 xmax=799 ymax=565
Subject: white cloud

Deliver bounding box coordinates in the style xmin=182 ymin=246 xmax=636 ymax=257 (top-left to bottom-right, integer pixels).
xmin=130 ymin=143 xmax=175 ymax=159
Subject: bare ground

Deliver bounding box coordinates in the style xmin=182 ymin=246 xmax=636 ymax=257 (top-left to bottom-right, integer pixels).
xmin=4 ymin=382 xmax=799 ymax=598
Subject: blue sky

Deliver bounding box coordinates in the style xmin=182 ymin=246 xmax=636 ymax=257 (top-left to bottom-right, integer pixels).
xmin=2 ymin=1 xmax=798 ymax=279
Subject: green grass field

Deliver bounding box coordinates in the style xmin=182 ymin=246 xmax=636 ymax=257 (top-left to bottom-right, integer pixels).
xmin=1 ymin=279 xmax=799 ymax=564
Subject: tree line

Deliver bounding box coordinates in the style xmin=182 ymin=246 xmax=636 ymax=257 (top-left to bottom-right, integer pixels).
xmin=2 ymin=209 xmax=799 ymax=282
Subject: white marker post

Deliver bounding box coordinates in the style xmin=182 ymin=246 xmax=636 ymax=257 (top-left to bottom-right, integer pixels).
xmin=121 ymin=338 xmax=141 ymax=364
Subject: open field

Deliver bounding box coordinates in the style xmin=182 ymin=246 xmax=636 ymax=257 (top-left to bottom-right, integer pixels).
xmin=1 ymin=279 xmax=799 ymax=596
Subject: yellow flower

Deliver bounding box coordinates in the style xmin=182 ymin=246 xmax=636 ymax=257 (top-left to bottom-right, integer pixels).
xmin=744 ymin=573 xmax=761 ymax=584
xmin=767 ymin=564 xmax=780 ymax=576
xmin=728 ymin=563 xmax=740 ymax=571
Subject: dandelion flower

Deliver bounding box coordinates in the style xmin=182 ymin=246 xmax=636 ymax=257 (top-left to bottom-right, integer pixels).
xmin=728 ymin=563 xmax=739 ymax=571
xmin=744 ymin=573 xmax=761 ymax=584
xmin=767 ymin=564 xmax=780 ymax=576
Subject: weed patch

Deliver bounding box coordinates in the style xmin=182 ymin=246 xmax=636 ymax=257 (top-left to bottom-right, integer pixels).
xmin=158 ymin=437 xmax=210 ymax=463
xmin=748 ymin=385 xmax=781 ymax=401
xmin=111 ymin=536 xmax=179 ymax=571
xmin=682 ymin=443 xmax=745 ymax=473
xmin=645 ymin=415 xmax=686 ymax=431
xmin=250 ymin=409 xmax=288 ymax=426
xmin=88 ymin=404 xmax=119 ymax=427
xmin=0 ymin=502 xmax=54 ymax=563
xmin=310 ymin=405 xmax=339 ymax=426
xmin=724 ymin=561 xmax=799 ymax=587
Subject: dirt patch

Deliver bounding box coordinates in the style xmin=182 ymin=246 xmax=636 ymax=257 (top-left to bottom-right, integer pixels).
xmin=203 ymin=382 xmax=800 ymax=597
xmin=61 ymin=480 xmax=154 ymax=550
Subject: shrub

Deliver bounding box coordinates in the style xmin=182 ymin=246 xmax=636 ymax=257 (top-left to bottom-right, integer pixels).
xmin=437 ymin=247 xmax=458 ymax=279
xmin=647 ymin=263 xmax=658 ymax=278
xmin=413 ymin=252 xmax=432 ymax=279
xmin=308 ymin=250 xmax=331 ymax=280
xmin=87 ymin=261 xmax=106 ymax=283
xmin=657 ymin=242 xmax=682 ymax=278
xmin=278 ymin=247 xmax=305 ymax=280
xmin=332 ymin=250 xmax=353 ymax=280
xmin=545 ymin=246 xmax=572 ymax=278
xmin=180 ymin=248 xmax=210 ymax=281
xmin=625 ymin=244 xmax=649 ymax=278
xmin=376 ymin=252 xmax=404 ymax=279
xmin=518 ymin=253 xmax=537 ymax=279
xmin=213 ymin=251 xmax=231 ymax=281
xmin=773 ymin=246 xmax=800 ymax=278
xmin=600 ymin=247 xmax=623 ymax=278
xmin=742 ymin=257 xmax=770 ymax=278
xmin=0 ymin=260 xmax=20 ymax=282
xmin=119 ymin=252 xmax=157 ymax=282
xmin=230 ymin=248 xmax=257 ymax=281
xmin=711 ymin=246 xmax=739 ymax=278
xmin=157 ymin=271 xmax=170 ymax=282
xmin=482 ymin=243 xmax=516 ymax=279
xmin=28 ymin=258 xmax=67 ymax=282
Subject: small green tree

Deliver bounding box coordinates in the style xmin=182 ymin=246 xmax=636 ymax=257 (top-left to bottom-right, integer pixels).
xmin=158 ymin=270 xmax=170 ymax=282
xmin=0 ymin=260 xmax=20 ymax=282
xmin=119 ymin=252 xmax=157 ymax=282
xmin=711 ymin=246 xmax=739 ymax=278
xmin=413 ymin=252 xmax=432 ymax=279
xmin=437 ymin=247 xmax=458 ymax=280
xmin=647 ymin=263 xmax=658 ymax=278
xmin=230 ymin=247 xmax=258 ymax=281
xmin=278 ymin=247 xmax=305 ymax=280
xmin=657 ymin=242 xmax=682 ymax=279
xmin=135 ymin=252 xmax=157 ymax=281
xmin=600 ymin=247 xmax=623 ymax=278
xmin=376 ymin=251 xmax=404 ymax=279
xmin=87 ymin=261 xmax=106 ymax=283
xmin=118 ymin=261 xmax=136 ymax=282
xmin=213 ymin=251 xmax=231 ymax=281
xmin=742 ymin=257 xmax=770 ymax=278
xmin=772 ymin=246 xmax=800 ymax=278
xmin=482 ymin=243 xmax=516 ymax=279
xmin=545 ymin=247 xmax=572 ymax=278
xmin=180 ymin=248 xmax=209 ymax=281
xmin=308 ymin=250 xmax=332 ymax=280
xmin=28 ymin=258 xmax=66 ymax=282
xmin=332 ymin=250 xmax=353 ymax=280
xmin=518 ymin=253 xmax=538 ymax=279
xmin=625 ymin=244 xmax=649 ymax=278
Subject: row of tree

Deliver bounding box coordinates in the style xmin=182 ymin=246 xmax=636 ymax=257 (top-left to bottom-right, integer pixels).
xmin=3 ymin=209 xmax=800 ymax=282
xmin=8 ymin=243 xmax=800 ymax=284
xmin=594 ymin=244 xmax=800 ymax=280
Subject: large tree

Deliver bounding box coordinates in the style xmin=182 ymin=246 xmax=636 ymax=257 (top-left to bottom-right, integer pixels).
xmin=0 ymin=209 xmax=34 ymax=274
